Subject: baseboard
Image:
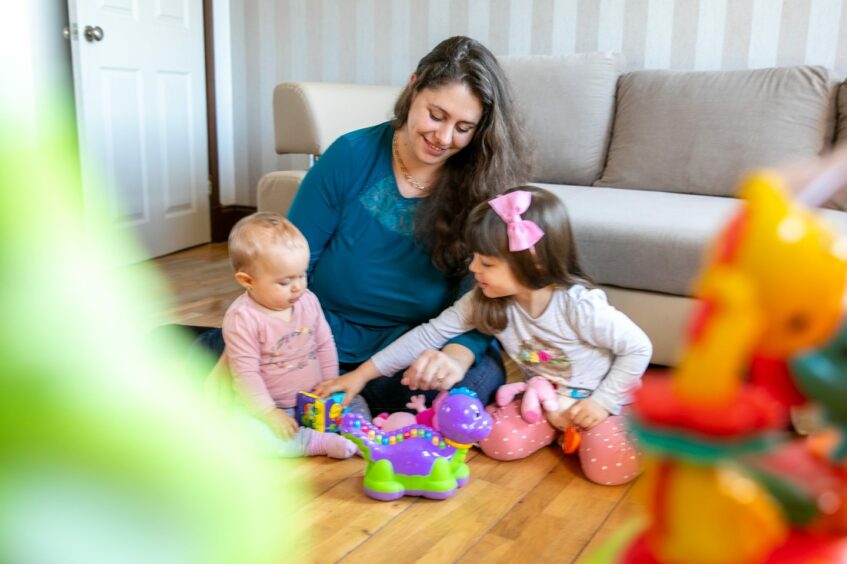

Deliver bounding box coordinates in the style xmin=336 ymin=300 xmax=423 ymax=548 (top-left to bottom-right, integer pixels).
xmin=211 ymin=205 xmax=256 ymax=242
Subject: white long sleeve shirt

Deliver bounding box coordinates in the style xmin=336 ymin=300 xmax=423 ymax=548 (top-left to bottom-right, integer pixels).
xmin=372 ymin=285 xmax=653 ymax=415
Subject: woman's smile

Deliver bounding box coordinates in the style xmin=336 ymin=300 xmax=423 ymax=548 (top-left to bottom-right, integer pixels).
xmin=422 ymin=136 xmax=448 ymax=156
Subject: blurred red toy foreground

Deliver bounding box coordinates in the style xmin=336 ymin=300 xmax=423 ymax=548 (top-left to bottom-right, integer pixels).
xmin=587 ymin=159 xmax=847 ymax=563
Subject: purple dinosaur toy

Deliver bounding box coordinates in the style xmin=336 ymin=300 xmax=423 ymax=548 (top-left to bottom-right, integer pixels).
xmin=339 ymin=388 xmax=493 ymax=501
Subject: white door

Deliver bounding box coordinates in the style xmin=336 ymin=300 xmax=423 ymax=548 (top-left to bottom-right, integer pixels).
xmin=68 ymin=0 xmax=211 ymax=262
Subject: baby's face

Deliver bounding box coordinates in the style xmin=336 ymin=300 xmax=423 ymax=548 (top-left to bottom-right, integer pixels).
xmin=244 ymin=244 xmax=309 ymax=311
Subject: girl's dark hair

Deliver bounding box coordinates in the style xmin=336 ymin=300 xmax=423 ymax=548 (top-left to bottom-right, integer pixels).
xmin=466 ymin=186 xmax=594 ymax=334
xmin=391 ymin=36 xmax=532 ymax=278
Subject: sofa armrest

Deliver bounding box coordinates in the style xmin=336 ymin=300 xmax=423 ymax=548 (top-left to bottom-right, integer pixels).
xmin=273 ymin=82 xmax=402 ymax=155
xmin=257 ymin=170 xmax=307 ymax=215
xmin=265 ymin=82 xmax=401 ymax=216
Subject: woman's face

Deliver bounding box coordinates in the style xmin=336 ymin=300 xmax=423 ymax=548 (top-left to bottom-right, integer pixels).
xmin=400 ymin=81 xmax=483 ymax=168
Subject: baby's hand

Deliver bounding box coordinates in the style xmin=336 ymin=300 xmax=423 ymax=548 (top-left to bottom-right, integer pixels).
xmin=566 ymin=398 xmax=610 ymax=431
xmin=313 ymin=371 xmax=367 ymax=407
xmin=262 ymin=408 xmax=299 ymax=440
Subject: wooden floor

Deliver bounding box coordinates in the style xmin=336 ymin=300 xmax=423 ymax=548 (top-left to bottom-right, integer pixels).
xmin=148 ymin=243 xmax=643 ymax=563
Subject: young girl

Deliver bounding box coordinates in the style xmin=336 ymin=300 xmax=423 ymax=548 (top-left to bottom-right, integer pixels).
xmin=315 ymin=187 xmax=652 ymax=484
xmin=223 ymin=212 xmax=368 ymax=459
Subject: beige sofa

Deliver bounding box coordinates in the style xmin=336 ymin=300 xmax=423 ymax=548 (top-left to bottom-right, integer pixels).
xmin=258 ymin=53 xmax=847 ymax=367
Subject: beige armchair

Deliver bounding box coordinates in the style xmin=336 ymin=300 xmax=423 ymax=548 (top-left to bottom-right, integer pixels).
xmin=257 ymin=82 xmax=401 ymax=214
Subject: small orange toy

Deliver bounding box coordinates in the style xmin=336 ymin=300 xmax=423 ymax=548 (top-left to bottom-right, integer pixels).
xmin=562 ymin=425 xmax=581 ymax=454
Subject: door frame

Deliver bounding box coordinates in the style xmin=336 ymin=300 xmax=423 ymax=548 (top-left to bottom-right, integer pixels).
xmin=203 ymin=0 xmax=222 ymax=241
xmin=203 ymin=0 xmax=254 ymax=243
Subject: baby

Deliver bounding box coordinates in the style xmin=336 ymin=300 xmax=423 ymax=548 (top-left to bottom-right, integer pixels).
xmin=223 ymin=212 xmax=366 ymax=458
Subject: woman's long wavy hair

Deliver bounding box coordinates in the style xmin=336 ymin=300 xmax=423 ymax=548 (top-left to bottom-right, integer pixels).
xmin=391 ymin=36 xmax=532 ymax=278
xmin=466 ymin=186 xmax=594 ymax=334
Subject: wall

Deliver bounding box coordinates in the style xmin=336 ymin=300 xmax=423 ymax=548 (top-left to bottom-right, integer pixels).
xmin=213 ymin=0 xmax=238 ymax=209
xmin=221 ymin=0 xmax=847 ymax=206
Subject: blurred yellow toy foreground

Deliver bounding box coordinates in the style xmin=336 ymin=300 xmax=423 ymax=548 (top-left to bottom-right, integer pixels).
xmin=587 ymin=158 xmax=847 ymax=563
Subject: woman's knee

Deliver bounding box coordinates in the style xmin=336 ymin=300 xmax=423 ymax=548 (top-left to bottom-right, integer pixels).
xmin=193 ymin=327 xmax=225 ymax=357
xmin=459 ymin=349 xmax=505 ymax=405
xmin=345 ymin=394 xmax=372 ymax=419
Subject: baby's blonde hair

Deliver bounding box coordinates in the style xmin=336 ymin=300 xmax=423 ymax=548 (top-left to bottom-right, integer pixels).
xmin=228 ymin=212 xmax=308 ymax=273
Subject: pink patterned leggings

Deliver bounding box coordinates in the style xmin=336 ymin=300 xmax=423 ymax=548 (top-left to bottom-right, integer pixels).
xmin=477 ymin=399 xmax=641 ymax=486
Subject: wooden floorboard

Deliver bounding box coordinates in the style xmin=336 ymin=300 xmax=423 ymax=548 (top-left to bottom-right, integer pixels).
xmin=577 ymin=479 xmax=644 ymax=561
xmin=147 ymin=243 xmax=643 ymax=563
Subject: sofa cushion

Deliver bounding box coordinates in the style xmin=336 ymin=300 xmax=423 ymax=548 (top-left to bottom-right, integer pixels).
xmin=499 ymin=53 xmax=624 ymax=186
xmin=595 ymin=66 xmax=835 ymax=198
xmin=535 ymin=183 xmax=847 ymax=297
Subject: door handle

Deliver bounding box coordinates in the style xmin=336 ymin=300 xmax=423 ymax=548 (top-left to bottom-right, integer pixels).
xmin=84 ymin=25 xmax=104 ymax=42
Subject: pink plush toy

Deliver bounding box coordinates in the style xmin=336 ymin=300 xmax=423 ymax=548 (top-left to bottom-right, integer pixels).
xmin=495 ymin=376 xmax=560 ymax=424
xmin=495 ymin=377 xmax=583 ymax=454
xmin=372 ymin=393 xmax=443 ymax=431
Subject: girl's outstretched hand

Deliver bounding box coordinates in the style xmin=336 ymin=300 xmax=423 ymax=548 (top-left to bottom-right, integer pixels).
xmin=566 ymin=398 xmax=610 ymax=431
xmin=313 ymin=371 xmax=368 ymax=407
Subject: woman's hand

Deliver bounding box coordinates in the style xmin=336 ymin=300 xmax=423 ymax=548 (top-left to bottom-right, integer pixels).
xmin=261 ymin=408 xmax=300 ymax=441
xmin=313 ymin=370 xmax=369 ymax=406
xmin=401 ymin=344 xmax=472 ymax=391
xmin=566 ymin=398 xmax=610 ymax=431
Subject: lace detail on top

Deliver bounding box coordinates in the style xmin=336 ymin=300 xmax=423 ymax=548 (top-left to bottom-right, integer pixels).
xmin=358 ymin=174 xmax=418 ymax=236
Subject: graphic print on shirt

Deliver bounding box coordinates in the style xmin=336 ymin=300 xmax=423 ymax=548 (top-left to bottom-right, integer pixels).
xmin=516 ymin=336 xmax=572 ymax=384
xmin=358 ymin=174 xmax=418 ymax=236
xmin=263 ymin=326 xmax=316 ymax=373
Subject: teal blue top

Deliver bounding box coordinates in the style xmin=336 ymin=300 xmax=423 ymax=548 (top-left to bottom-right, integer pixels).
xmin=288 ymin=122 xmax=490 ymax=365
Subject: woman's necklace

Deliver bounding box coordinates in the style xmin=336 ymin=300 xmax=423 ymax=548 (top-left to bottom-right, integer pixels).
xmin=393 ymin=133 xmax=428 ymax=192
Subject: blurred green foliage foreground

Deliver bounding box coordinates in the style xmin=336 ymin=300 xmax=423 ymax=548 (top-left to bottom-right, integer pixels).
xmin=0 ymin=26 xmax=301 ymax=564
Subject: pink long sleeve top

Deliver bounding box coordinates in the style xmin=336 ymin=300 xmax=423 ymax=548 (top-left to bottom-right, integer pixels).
xmin=222 ymin=290 xmax=338 ymax=412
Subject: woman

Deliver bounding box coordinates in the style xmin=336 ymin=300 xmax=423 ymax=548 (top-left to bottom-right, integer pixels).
xmin=287 ymin=36 xmax=531 ymax=413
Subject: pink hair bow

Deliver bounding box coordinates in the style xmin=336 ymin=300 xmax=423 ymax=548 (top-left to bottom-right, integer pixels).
xmin=488 ymin=191 xmax=545 ymax=252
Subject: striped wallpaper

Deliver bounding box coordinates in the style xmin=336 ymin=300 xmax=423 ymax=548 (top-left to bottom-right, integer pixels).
xmin=222 ymin=0 xmax=847 ymax=205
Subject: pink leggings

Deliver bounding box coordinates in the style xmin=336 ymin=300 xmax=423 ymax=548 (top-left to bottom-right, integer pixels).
xmin=477 ymin=400 xmax=640 ymax=485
